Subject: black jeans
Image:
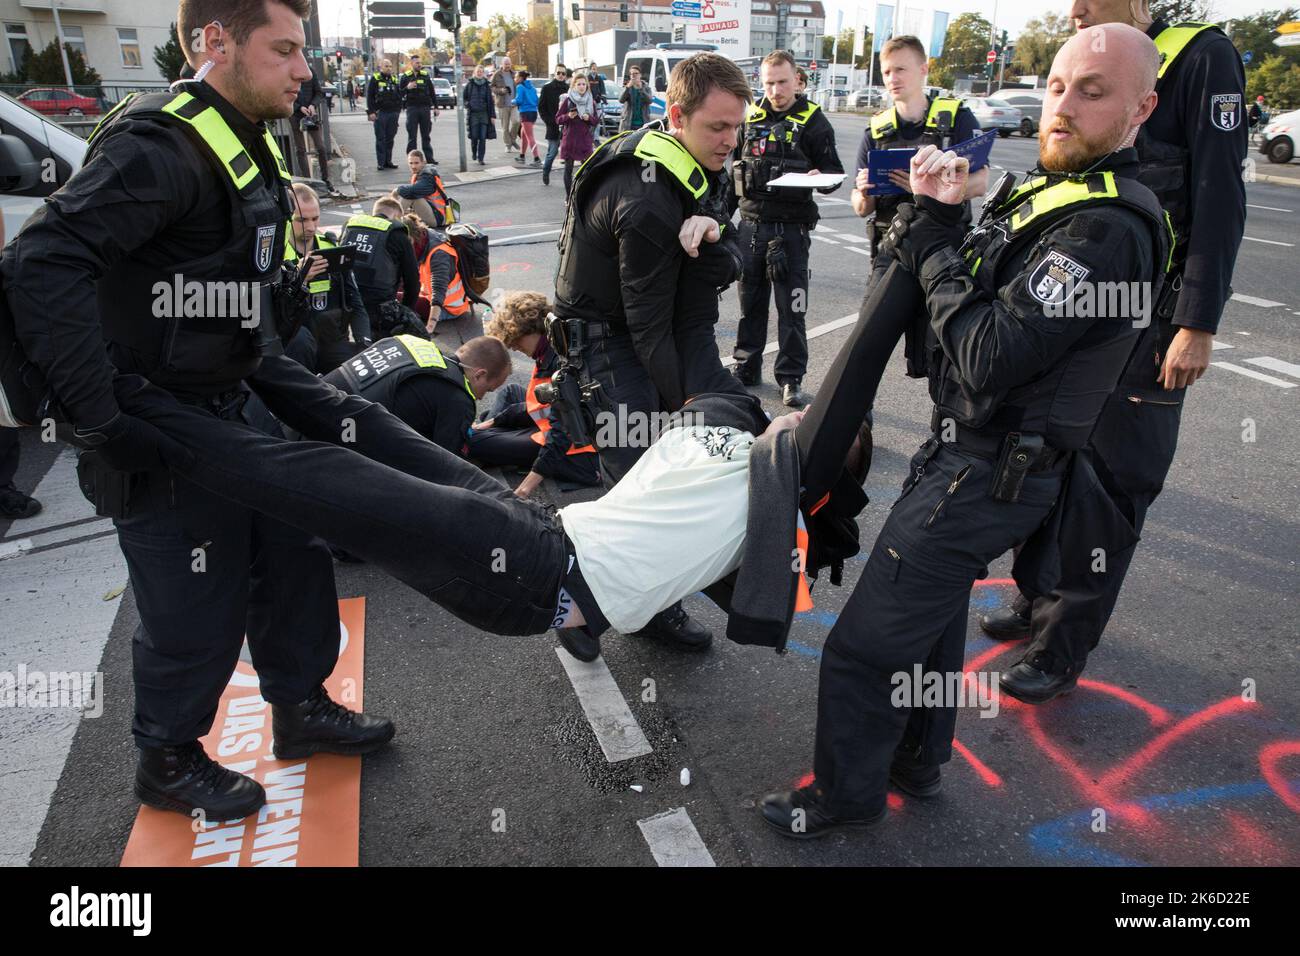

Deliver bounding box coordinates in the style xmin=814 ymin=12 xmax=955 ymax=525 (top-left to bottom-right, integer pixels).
xmin=1016 ymin=322 xmax=1186 ymax=673
xmin=813 ymin=440 xmax=1064 ymax=817
xmin=112 ymin=370 xmax=568 ymax=639
xmin=735 ymin=218 xmax=811 ymax=385
xmin=111 ymin=393 xmax=341 ymax=748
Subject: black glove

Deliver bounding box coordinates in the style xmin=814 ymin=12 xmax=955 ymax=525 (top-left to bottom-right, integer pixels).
xmin=765 ymin=235 xmax=788 ymax=283
xmin=880 ymin=196 xmax=966 ymax=274
xmin=74 ymin=411 xmax=193 ymax=474
xmin=686 ymin=229 xmax=743 ymax=292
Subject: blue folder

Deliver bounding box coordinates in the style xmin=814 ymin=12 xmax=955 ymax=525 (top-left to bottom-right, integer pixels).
xmin=865 ymin=129 xmax=997 ymax=197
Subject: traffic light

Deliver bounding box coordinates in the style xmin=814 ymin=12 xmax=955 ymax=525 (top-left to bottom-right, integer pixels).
xmin=461 ymin=0 xmax=477 ymax=21
xmin=619 ymin=2 xmax=629 ymax=21
xmin=572 ymin=3 xmax=580 ymax=20
xmin=433 ymin=0 xmax=458 ymax=32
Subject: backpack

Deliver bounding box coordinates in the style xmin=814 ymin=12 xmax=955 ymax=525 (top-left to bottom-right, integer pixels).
xmin=445 ymin=223 xmax=491 ymax=304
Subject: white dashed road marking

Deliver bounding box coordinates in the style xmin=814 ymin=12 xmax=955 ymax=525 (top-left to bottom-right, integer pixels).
xmin=636 ymin=808 xmax=717 ymax=867
xmin=554 ymin=649 xmax=653 ymax=762
xmin=1211 ymin=362 xmax=1297 ymax=388
xmin=1244 ymin=356 xmax=1300 ymax=380
xmin=1231 ymin=293 xmax=1286 ymax=308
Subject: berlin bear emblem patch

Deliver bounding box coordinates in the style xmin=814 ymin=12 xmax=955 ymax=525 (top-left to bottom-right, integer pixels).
xmin=254 ymin=224 xmax=277 ymax=272
xmin=1027 ymin=250 xmax=1091 ymax=306
xmin=1210 ymin=93 xmax=1241 ymax=132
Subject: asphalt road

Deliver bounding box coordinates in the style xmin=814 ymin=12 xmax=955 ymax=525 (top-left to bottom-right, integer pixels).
xmin=4 ymin=109 xmax=1298 ymax=868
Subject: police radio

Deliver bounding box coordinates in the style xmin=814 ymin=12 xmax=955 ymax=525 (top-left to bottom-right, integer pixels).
xmin=734 ymin=118 xmax=805 ymax=198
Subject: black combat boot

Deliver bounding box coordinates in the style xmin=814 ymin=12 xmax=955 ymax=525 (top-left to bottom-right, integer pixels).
xmin=979 ymin=603 xmax=1032 ymax=640
xmin=135 ymin=741 xmax=265 ymax=822
xmin=759 ymin=783 xmax=886 ymax=839
xmin=889 ymin=746 xmax=942 ymax=798
xmin=271 ymin=685 xmax=395 ymax=760
xmin=0 ymin=484 xmax=41 ymax=519
xmin=999 ymin=653 xmax=1080 ymax=704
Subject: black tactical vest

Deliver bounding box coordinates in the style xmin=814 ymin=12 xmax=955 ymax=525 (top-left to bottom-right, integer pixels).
xmin=928 ymin=170 xmax=1171 ymax=449
xmin=342 ymin=214 xmax=400 ymax=296
xmin=335 ymin=335 xmax=473 ymax=408
xmin=869 ymin=96 xmax=967 ymax=227
xmin=84 ymin=84 xmax=293 ymax=393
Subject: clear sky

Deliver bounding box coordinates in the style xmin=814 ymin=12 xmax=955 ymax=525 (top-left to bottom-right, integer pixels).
xmin=318 ymin=1 xmax=1280 ymax=47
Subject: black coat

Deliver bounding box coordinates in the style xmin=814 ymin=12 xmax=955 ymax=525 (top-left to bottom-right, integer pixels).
xmin=538 ymin=79 xmax=567 ymax=140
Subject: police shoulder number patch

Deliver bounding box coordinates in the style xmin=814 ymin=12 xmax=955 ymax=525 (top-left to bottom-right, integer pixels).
xmin=1209 ymin=92 xmax=1241 ymax=132
xmin=1027 ymin=250 xmax=1091 ymax=307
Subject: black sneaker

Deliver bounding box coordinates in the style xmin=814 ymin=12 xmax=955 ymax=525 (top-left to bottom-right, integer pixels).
xmin=781 ymin=382 xmax=806 ymax=408
xmin=732 ymin=364 xmax=760 ymax=387
xmin=979 ymin=604 xmax=1032 ymax=641
xmin=135 ymin=741 xmax=265 ymax=823
xmin=999 ymin=655 xmax=1079 ymax=705
xmin=0 ymin=484 xmax=41 ymax=519
xmin=630 ymin=602 xmax=712 ymax=652
xmin=271 ymin=685 xmax=396 ymax=759
xmin=889 ymin=747 xmax=942 ymax=798
xmin=759 ymin=783 xmax=886 ymax=839
xmin=557 ymin=627 xmax=601 ymax=662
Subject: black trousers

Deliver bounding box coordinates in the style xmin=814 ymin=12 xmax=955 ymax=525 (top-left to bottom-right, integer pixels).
xmin=112 ymin=371 xmax=568 ymax=640
xmin=373 ymin=110 xmax=400 ymax=166
xmin=113 ymin=394 xmax=341 ymax=748
xmin=734 ymin=218 xmax=811 ymax=385
xmin=1015 ymin=322 xmax=1186 ymax=673
xmin=579 ymin=326 xmax=662 ymax=486
xmin=0 ymin=426 xmax=19 ymax=487
xmin=405 ymin=107 xmax=433 ymax=160
xmin=813 ymin=440 xmax=1065 ymax=817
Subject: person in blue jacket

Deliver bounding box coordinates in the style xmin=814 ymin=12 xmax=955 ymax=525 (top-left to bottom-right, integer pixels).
xmin=513 ymin=70 xmax=541 ymax=166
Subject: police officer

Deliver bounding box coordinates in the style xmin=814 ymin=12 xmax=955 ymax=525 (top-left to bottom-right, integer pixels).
xmin=400 ymin=53 xmax=437 ymax=164
xmin=341 ymin=197 xmax=422 ymax=337
xmin=366 ymin=57 xmax=402 ymax=171
xmin=323 ymin=334 xmax=510 ymax=456
xmin=552 ymin=52 xmax=754 ymax=659
xmin=284 ymin=183 xmax=371 ymax=372
xmin=980 ymin=1 xmax=1249 ymax=703
xmin=850 ymin=35 xmax=985 ymax=288
xmin=0 ymin=3 xmax=399 ymax=823
xmin=760 ymin=25 xmax=1170 ymax=836
xmin=731 ymin=49 xmax=844 ymax=408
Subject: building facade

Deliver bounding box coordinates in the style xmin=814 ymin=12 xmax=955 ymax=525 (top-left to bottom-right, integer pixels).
xmin=1 ymin=0 xmax=178 ymax=84
xmin=749 ymin=1 xmax=826 ymax=59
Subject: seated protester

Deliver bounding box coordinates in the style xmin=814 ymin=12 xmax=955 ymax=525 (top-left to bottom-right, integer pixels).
xmin=111 ymin=375 xmax=871 ymax=663
xmin=285 ymin=183 xmax=372 ymax=372
xmin=414 ymin=219 xmax=471 ymax=334
xmin=472 ymin=291 xmax=601 ymax=495
xmin=340 ymin=196 xmax=421 ymax=337
xmin=391 ymin=150 xmax=450 ymax=229
xmin=321 ymin=333 xmax=510 ymax=457
xmin=401 ymin=213 xmax=436 ymax=329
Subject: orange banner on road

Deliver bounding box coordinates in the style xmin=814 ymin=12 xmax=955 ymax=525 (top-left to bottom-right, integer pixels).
xmin=121 ymin=598 xmax=366 ymax=867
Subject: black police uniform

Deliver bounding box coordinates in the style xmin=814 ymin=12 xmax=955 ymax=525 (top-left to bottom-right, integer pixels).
xmin=282 ymin=232 xmax=371 ymax=372
xmin=730 ymin=95 xmax=843 ymax=392
xmin=323 ymin=335 xmax=477 ymax=457
xmin=993 ymin=20 xmax=1248 ymax=693
xmin=552 ymin=125 xmax=743 ymax=652
xmin=0 ymin=81 xmax=352 ymax=752
xmin=400 ymin=65 xmax=437 ymax=162
xmin=761 ymin=149 xmax=1170 ymax=830
xmin=856 ymin=94 xmax=978 ymax=286
xmin=366 ymin=70 xmax=403 ymax=168
xmin=340 ymin=212 xmax=421 ymax=337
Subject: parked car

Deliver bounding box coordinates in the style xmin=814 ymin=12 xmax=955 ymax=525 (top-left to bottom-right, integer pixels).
xmin=962 ymin=96 xmax=1023 ymax=137
xmin=15 ymin=87 xmax=101 ymax=117
xmin=850 ymin=87 xmax=886 ymax=109
xmin=432 ymin=77 xmax=455 ymax=109
xmin=0 ymin=91 xmax=85 ymax=205
xmin=1260 ymin=107 xmax=1297 ymax=164
xmin=600 ymin=97 xmax=622 ymax=136
xmin=999 ymin=89 xmax=1044 ymax=136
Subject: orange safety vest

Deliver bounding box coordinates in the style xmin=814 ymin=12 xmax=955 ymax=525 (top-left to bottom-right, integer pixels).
xmin=419 ymin=240 xmax=469 ymax=316
xmin=411 ymin=170 xmax=450 ymax=225
xmin=525 ymin=368 xmax=596 ymax=454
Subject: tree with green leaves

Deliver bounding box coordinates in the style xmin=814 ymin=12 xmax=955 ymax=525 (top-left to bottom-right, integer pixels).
xmin=153 ymin=23 xmax=186 ymax=83
xmin=1149 ymin=0 xmax=1217 ymax=23
xmin=1248 ymin=54 xmax=1300 ymax=108
xmin=1012 ymin=13 xmax=1073 ymax=79
xmin=1228 ymin=9 xmax=1300 ymax=71
xmin=26 ymin=40 xmax=100 ymax=86
xmin=929 ymin=12 xmax=992 ymax=88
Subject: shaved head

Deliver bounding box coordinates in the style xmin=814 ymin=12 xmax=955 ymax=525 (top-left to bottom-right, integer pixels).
xmin=1038 ymin=23 xmax=1159 ymax=171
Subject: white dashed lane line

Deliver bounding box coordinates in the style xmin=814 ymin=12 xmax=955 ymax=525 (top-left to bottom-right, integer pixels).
xmin=1244 ymin=356 xmax=1300 ymax=380
xmin=1212 ymin=362 xmax=1298 ymax=388
xmin=636 ymin=808 xmax=717 ymax=867
xmin=554 ymin=649 xmax=652 ymax=762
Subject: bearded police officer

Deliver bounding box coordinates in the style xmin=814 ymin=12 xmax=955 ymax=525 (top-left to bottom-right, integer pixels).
xmin=552 ymin=52 xmax=753 ymax=660
xmin=851 ymin=35 xmax=986 ymax=288
xmin=0 ymin=0 xmax=418 ymax=823
xmin=731 ymin=50 xmax=843 ymax=408
xmin=284 ymin=183 xmax=371 ymax=372
xmin=760 ymin=25 xmax=1171 ymax=836
xmin=980 ymin=1 xmax=1249 ymax=703
xmin=366 ymin=57 xmax=402 ymax=171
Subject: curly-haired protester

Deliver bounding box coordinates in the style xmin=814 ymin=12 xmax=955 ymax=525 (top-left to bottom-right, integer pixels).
xmin=472 ymin=291 xmax=601 ymax=495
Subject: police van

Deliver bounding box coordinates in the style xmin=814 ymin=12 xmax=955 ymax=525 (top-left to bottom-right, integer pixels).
xmin=617 ymin=43 xmax=718 ymax=124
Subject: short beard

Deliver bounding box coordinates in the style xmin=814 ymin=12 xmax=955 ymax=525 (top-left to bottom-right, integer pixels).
xmin=228 ymin=52 xmax=293 ymax=121
xmin=1038 ymin=114 xmax=1132 ymax=172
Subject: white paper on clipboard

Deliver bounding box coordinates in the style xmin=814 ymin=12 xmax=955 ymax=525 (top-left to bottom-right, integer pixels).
xmin=763 ymin=172 xmax=846 ymax=189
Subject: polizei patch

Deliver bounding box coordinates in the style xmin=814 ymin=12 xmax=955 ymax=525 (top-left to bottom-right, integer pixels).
xmin=1027 ymin=250 xmax=1091 ymax=306
xmin=254 ymin=224 xmax=277 ymax=272
xmin=1210 ymin=93 xmax=1241 ymax=131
